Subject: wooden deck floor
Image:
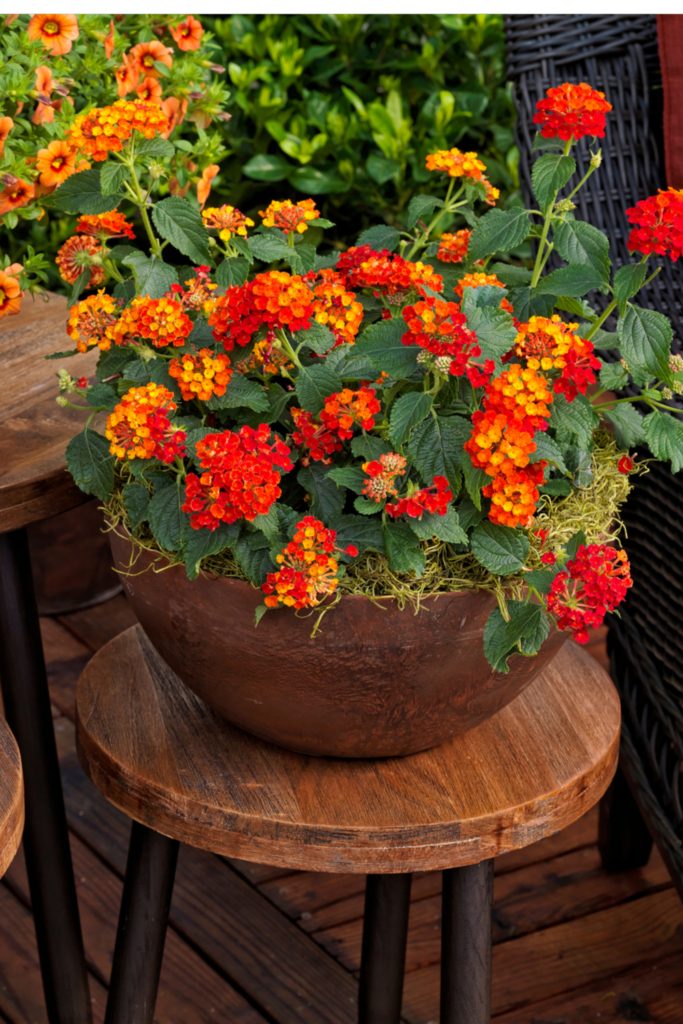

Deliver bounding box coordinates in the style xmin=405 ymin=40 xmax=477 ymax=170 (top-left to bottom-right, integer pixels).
xmin=1 ymin=597 xmax=682 ymax=1024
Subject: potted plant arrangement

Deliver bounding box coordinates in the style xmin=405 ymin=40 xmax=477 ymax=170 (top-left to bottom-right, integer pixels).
xmin=39 ymin=80 xmax=683 ymax=757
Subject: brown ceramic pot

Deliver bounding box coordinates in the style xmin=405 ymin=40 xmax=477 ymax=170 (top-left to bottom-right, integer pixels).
xmin=110 ymin=530 xmax=569 ymax=758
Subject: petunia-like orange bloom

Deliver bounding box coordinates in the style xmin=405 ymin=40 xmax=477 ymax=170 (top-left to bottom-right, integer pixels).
xmin=437 ymin=229 xmax=471 ymax=263
xmin=115 ymin=52 xmax=139 ymax=98
xmin=31 ymin=65 xmax=55 ymax=125
xmin=197 ymin=164 xmax=219 ymax=209
xmin=28 ymin=14 xmax=79 ymax=56
xmin=68 ymin=100 xmax=170 ymax=162
xmin=259 ymin=198 xmax=319 ymax=234
xmin=534 ymin=82 xmax=612 ymax=142
xmin=426 ymin=148 xmax=487 ymax=180
xmin=136 ymin=76 xmax=162 ymax=105
xmin=161 ymin=96 xmax=187 ymax=137
xmin=105 ymin=383 xmax=186 ymax=463
xmin=202 ymin=205 xmax=254 ymax=242
xmin=111 ymin=295 xmax=193 ymax=349
xmin=66 ymin=291 xmax=119 ymax=352
xmin=262 ymin=517 xmax=347 ymax=610
xmin=76 ymin=210 xmax=135 ymax=240
xmin=168 ymin=348 xmax=233 ymax=402
xmin=104 ymin=19 xmax=115 ymax=60
xmin=0 ymin=265 xmax=23 ymax=320
xmin=0 ymin=178 xmax=35 ymax=216
xmin=129 ymin=40 xmax=173 ymax=79
xmin=56 ymin=236 xmax=105 ymax=289
xmin=169 ymin=15 xmax=203 ymax=51
xmin=36 ymin=140 xmax=78 ymax=187
xmin=0 ymin=117 xmax=13 ymax=157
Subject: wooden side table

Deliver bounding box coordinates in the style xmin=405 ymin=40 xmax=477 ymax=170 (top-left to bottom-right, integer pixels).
xmin=0 ymin=715 xmax=24 ymax=879
xmin=0 ymin=294 xmax=98 ymax=1024
xmin=76 ymin=625 xmax=621 ymax=1024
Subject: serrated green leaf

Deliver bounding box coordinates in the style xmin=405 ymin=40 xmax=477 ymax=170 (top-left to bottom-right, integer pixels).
xmin=465 ymin=306 xmax=517 ymax=360
xmin=252 ymin=507 xmax=280 ymax=540
xmin=136 ymin=136 xmax=175 ymax=159
xmin=518 ymin=606 xmax=551 ymax=656
xmin=248 ymin=234 xmax=291 ymax=263
xmin=617 ymin=305 xmax=673 ymax=381
xmin=407 ymin=415 xmax=468 ymax=493
xmin=96 ymin=347 xmax=135 ymax=382
xmin=483 ymin=600 xmax=546 ymax=673
xmin=350 ymin=433 xmax=393 ymax=460
xmin=293 ymin=320 xmax=335 ymax=355
xmin=603 ymin=403 xmax=646 ymax=448
xmin=207 ymin=375 xmax=269 ymax=412
xmin=152 ymin=197 xmax=212 ymax=265
xmin=240 ymin=383 xmax=292 ymax=427
xmin=231 ymin=535 xmax=275 ymax=585
xmin=283 ymin=242 xmax=317 ymax=275
xmin=216 ymin=257 xmax=249 ymax=289
xmin=65 ymin=429 xmax=115 ymax=501
xmin=46 ymin=168 xmax=121 ymax=214
xmin=330 ymin=515 xmax=385 ymax=554
xmin=524 ymin=568 xmax=557 ymax=594
xmin=86 ymin=382 xmax=118 ymax=411
xmin=553 ymin=295 xmax=597 ymax=320
xmin=463 ymin=454 xmax=489 ymax=509
xmin=147 ymin=483 xmax=188 ymax=552
xmin=295 ymin=365 xmax=343 ymax=414
xmin=471 ymin=521 xmax=530 ymax=576
xmin=328 ymin=465 xmax=366 ymax=493
xmin=642 ymin=411 xmax=683 ymax=473
xmin=488 ymin=263 xmax=533 ymax=286
xmin=539 ymin=478 xmax=572 ymax=496
xmin=121 ymin=253 xmax=178 ymax=300
xmin=229 ymin=235 xmax=254 ymax=265
xmin=123 ymin=482 xmax=150 ymax=528
xmin=535 ymin=263 xmax=605 ymax=297
xmin=100 ymin=162 xmax=128 ymax=196
xmin=532 ymin=153 xmax=576 ymax=210
xmin=354 ymin=317 xmax=420 ymax=376
xmin=356 ymin=224 xmax=400 ymax=252
xmin=467 ymin=208 xmax=530 ymax=262
xmin=531 ymin=132 xmax=565 ymax=153
xmin=383 ymin=521 xmax=425 ymax=575
xmin=298 ymin=463 xmax=346 ymax=521
xmin=183 ymin=521 xmax=241 ymax=579
xmin=389 ymin=392 xmax=433 ymax=446
xmin=529 ymin=432 xmax=568 ymax=473
xmin=553 ymin=220 xmax=610 ymax=279
xmin=506 ymin=287 xmax=555 ymax=321
xmin=549 ymin=392 xmax=599 ymax=448
xmin=457 ymin=495 xmax=486 ymax=532
xmin=46 ymin=348 xmax=79 ymax=360
xmin=354 ymin=495 xmax=382 ymax=514
xmin=599 ymin=360 xmax=629 ymax=391
xmin=407 ymin=193 xmax=443 ymax=229
xmin=408 ymin=506 xmax=467 ymax=544
xmin=613 ymin=264 xmax=648 ymax=315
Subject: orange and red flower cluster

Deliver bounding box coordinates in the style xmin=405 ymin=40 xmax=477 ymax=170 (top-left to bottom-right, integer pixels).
xmin=626 ymin=188 xmax=683 ymax=262
xmin=547 ymin=543 xmax=632 ymax=644
xmin=105 ymin=383 xmax=186 ymax=462
xmin=182 ymin=424 xmax=293 ymax=530
xmin=259 ymin=198 xmax=319 ymax=234
xmin=76 ymin=211 xmax=135 ymax=240
xmin=68 ymin=100 xmax=170 ymax=161
xmin=169 ymin=266 xmax=217 ymax=312
xmin=437 ymin=230 xmax=471 ymax=263
xmin=209 ymin=271 xmax=314 ymax=350
xmin=290 ymin=408 xmax=343 ymax=466
xmin=309 ymin=269 xmax=364 ymax=346
xmin=425 ymin=148 xmax=487 ymax=180
xmin=385 ymin=476 xmax=452 ymax=520
xmin=262 ymin=516 xmax=356 ymax=610
xmin=169 ymin=349 xmax=233 ymax=402
xmin=362 ymin=453 xmax=407 ymax=503
xmin=402 ymin=296 xmax=493 ymax=385
xmin=56 ymin=235 xmax=104 ymax=288
xmin=336 ymin=246 xmax=442 ymax=297
xmin=66 ymin=291 xmax=118 ymax=352
xmin=514 ymin=315 xmax=600 ymax=401
xmin=455 ymin=272 xmax=514 ymax=314
xmin=534 ymin=82 xmax=612 ymax=142
xmin=319 ymin=388 xmax=381 ymax=441
xmin=201 ymin=205 xmax=254 ymax=242
xmin=111 ymin=295 xmax=193 ymax=349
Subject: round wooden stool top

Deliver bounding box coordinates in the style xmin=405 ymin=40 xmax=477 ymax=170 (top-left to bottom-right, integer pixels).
xmin=0 ymin=716 xmax=24 ymax=878
xmin=76 ymin=625 xmax=620 ymax=874
xmin=0 ymin=293 xmax=99 ymax=533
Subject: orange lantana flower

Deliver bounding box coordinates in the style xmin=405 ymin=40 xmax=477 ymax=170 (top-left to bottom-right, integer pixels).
xmin=36 ymin=140 xmax=78 ymax=187
xmin=202 ymin=205 xmax=253 ymax=242
xmin=68 ymin=100 xmax=170 ymax=161
xmin=259 ymin=198 xmax=319 ymax=234
xmin=136 ymin=77 xmax=162 ymax=105
xmin=170 ymin=15 xmax=203 ymax=51
xmin=28 ymin=14 xmax=79 ymax=56
xmin=130 ymin=40 xmax=173 ymax=78
xmin=0 ymin=178 xmax=34 ymax=216
xmin=76 ymin=211 xmax=135 ymax=240
xmin=169 ymin=348 xmax=233 ymax=402
xmin=426 ymin=148 xmax=487 ymax=180
xmin=104 ymin=20 xmax=115 ymax=60
xmin=0 ymin=117 xmax=13 ymax=157
xmin=111 ymin=295 xmax=193 ymax=349
xmin=197 ymin=164 xmax=219 ymax=209
xmin=0 ymin=265 xmax=23 ymax=320
xmin=56 ymin=236 xmax=104 ymax=288
xmin=437 ymin=229 xmax=471 ymax=263
xmin=67 ymin=291 xmax=119 ymax=352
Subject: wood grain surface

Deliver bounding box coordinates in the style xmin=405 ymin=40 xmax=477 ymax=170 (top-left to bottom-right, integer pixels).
xmin=0 ymin=292 xmax=99 ymax=532
xmin=0 ymin=714 xmax=24 ymax=878
xmin=75 ymin=625 xmax=621 ymax=873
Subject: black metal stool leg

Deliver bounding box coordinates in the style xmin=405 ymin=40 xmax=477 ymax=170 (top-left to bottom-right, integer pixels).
xmin=105 ymin=821 xmax=179 ymax=1024
xmin=0 ymin=527 xmax=92 ymax=1024
xmin=441 ymin=859 xmax=494 ymax=1024
xmin=358 ymin=873 xmax=412 ymax=1024
xmin=598 ymin=762 xmax=653 ymax=871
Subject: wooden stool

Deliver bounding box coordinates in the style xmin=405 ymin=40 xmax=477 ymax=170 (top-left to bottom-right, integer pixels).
xmin=76 ymin=625 xmax=620 ymax=1024
xmin=0 ymin=295 xmax=98 ymax=1024
xmin=0 ymin=715 xmax=24 ymax=879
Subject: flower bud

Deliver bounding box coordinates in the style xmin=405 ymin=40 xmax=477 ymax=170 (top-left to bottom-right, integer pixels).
xmin=555 ymin=198 xmax=576 ymax=214
xmin=590 ymin=150 xmax=602 ymax=168
xmin=148 ymin=160 xmax=165 ymax=181
xmin=56 ymin=394 xmax=68 ymax=407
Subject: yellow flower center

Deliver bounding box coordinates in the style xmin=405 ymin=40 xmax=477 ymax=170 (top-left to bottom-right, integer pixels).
xmin=44 ymin=20 xmax=60 ymax=35
xmin=52 ymin=156 xmax=65 ymax=170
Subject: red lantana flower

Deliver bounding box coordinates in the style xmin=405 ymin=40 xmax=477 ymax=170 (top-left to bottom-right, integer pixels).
xmin=547 ymin=543 xmax=632 ymax=644
xmin=534 ymin=82 xmax=612 ymax=142
xmin=319 ymin=388 xmax=381 ymax=440
xmin=385 ymin=475 xmax=452 ymax=520
xmin=209 ymin=271 xmax=314 ymax=350
xmin=626 ymin=189 xmax=683 ymax=262
xmin=290 ymin=408 xmax=343 ymax=466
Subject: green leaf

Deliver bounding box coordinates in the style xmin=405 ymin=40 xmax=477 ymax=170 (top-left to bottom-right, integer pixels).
xmin=529 ymin=433 xmax=568 ymax=473
xmin=467 ymin=208 xmax=530 ymax=263
xmin=553 ymin=296 xmax=596 ymax=320
xmin=147 ymin=483 xmax=188 ymax=552
xmin=531 ymin=153 xmax=576 ymax=210
xmin=366 ymin=153 xmax=401 ymax=184
xmin=121 ymin=253 xmax=178 ymax=300
xmin=295 ymin=365 xmax=343 ymax=415
xmin=328 ymin=465 xmax=366 ymax=493
xmin=252 ymin=507 xmax=280 ymax=540
xmin=152 ymin=197 xmax=212 ymax=265
xmin=207 ymin=375 xmax=269 ymax=412
xmin=247 ymin=234 xmax=291 ymax=263
xmin=97 ymin=347 xmax=135 ymax=382
xmin=507 ymin=287 xmax=555 ymax=322
xmin=599 ymin=360 xmax=629 ymax=391
xmin=231 ymin=536 xmax=275 ymax=586
xmin=389 ymin=392 xmax=433 ymax=446
xmin=488 ymin=263 xmax=533 ymax=286
xmin=183 ymin=522 xmax=241 ymax=580
xmin=613 ymin=264 xmax=648 ymax=316
xmin=283 ymin=242 xmax=317 ymax=275
xmin=549 ymin=392 xmax=599 ymax=448
xmin=331 ymin=515 xmax=385 ymax=554
xmin=531 ymin=132 xmax=565 ymax=153
xmin=617 ymin=305 xmax=673 ymax=381
xmin=354 ymin=317 xmax=420 ymax=376
xmin=86 ymin=382 xmax=118 ymax=411
xmin=642 ymin=411 xmax=683 ymax=473
xmin=46 ymin=349 xmax=79 ymax=360
xmin=242 ymin=153 xmax=292 ymax=182
xmin=407 ymin=415 xmax=469 ymax=493
xmin=69 ymin=269 xmax=90 ymax=307
xmin=465 ymin=306 xmax=517 ymax=360
xmin=229 ymin=235 xmax=254 ymax=265
xmin=298 ymin=464 xmax=346 ymax=521
xmin=350 ymin=433 xmax=393 ymax=461
xmin=565 ymin=529 xmax=587 ymax=560
xmin=100 ymin=162 xmax=128 ymax=196
xmin=383 ymin=521 xmax=425 ymax=576
xmin=354 ymin=496 xmax=382 ymax=515
xmin=123 ymin=482 xmax=150 ymax=528
xmin=524 ymin=569 xmax=557 ymax=594
xmin=408 ymin=506 xmax=467 ymax=544
xmin=289 ymin=166 xmax=344 ymax=195
xmin=539 ymin=478 xmax=572 ymax=496
xmin=535 ymin=263 xmax=606 ymax=297
xmin=216 ymin=257 xmax=249 ymax=289
xmin=46 ymin=168 xmax=121 ymax=214
xmin=483 ymin=601 xmax=547 ymax=673
xmin=463 ymin=454 xmax=489 ymax=509
xmin=518 ymin=606 xmax=551 ymax=656
xmin=187 ymin=318 xmax=216 ymax=347
xmin=293 ymin=320 xmax=335 ymax=355
xmin=406 ymin=193 xmax=444 ymax=229
xmin=604 ymin=404 xmax=646 ymax=448
xmin=457 ymin=495 xmax=485 ymax=532
xmin=136 ymin=136 xmax=175 ymax=159
xmin=356 ymin=224 xmax=400 ymax=252
xmin=65 ymin=429 xmax=115 ymax=501
xmin=553 ymin=220 xmax=610 ymax=280
xmin=471 ymin=521 xmax=530 ymax=576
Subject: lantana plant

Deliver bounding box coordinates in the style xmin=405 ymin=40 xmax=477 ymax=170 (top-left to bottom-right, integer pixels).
xmin=45 ymin=79 xmax=683 ymax=671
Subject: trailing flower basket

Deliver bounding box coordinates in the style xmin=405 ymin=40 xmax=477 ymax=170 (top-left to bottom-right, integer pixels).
xmin=31 ymin=76 xmax=683 ymax=757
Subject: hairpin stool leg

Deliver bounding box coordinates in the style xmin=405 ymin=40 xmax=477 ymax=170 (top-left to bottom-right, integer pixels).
xmin=358 ymin=873 xmax=412 ymax=1024
xmin=441 ymin=859 xmax=494 ymax=1024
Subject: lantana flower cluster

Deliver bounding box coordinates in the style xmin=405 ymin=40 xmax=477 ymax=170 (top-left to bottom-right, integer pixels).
xmin=547 ymin=544 xmax=633 ymax=644
xmin=105 ymin=383 xmax=186 ymax=463
xmin=626 ymin=188 xmax=683 ymax=262
xmin=402 ymin=296 xmax=493 ymax=385
xmin=263 ymin=517 xmax=357 ymax=610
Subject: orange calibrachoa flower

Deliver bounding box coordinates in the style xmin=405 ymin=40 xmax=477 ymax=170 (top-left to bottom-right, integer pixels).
xmin=182 ymin=425 xmax=293 ymax=529
xmin=168 ymin=349 xmax=233 ymax=402
xmin=36 ymin=140 xmax=78 ymax=187
xmin=262 ymin=517 xmax=357 ymax=610
xmin=0 ymin=117 xmax=13 ymax=157
xmin=0 ymin=178 xmax=35 ymax=216
xmin=0 ymin=265 xmax=23 ymax=320
xmin=209 ymin=271 xmax=315 ymax=350
xmin=336 ymin=246 xmax=442 ymax=297
xmin=197 ymin=164 xmax=219 ymax=209
xmin=514 ymin=315 xmax=601 ymax=401
xmin=111 ymin=295 xmax=193 ymax=349
xmin=455 ymin=272 xmax=514 ymax=314
xmin=626 ymin=188 xmax=683 ymax=262
xmin=76 ymin=210 xmax=135 ymax=240
xmin=129 ymin=40 xmax=173 ymax=78
xmin=362 ymin=453 xmax=407 ymax=503
xmin=103 ymin=19 xmax=115 ymax=60
xmin=105 ymin=383 xmax=186 ymax=463
xmin=202 ymin=205 xmax=254 ymax=242
xmin=290 ymin=407 xmax=343 ymax=465
xmin=259 ymin=198 xmax=319 ymax=234
xmin=136 ymin=76 xmax=163 ymax=105
xmin=56 ymin=236 xmax=104 ymax=288
xmin=426 ymin=148 xmax=487 ymax=180
xmin=309 ymin=269 xmax=364 ymax=346
xmin=27 ymin=14 xmax=79 ymax=56
xmin=66 ymin=291 xmax=119 ymax=352
xmin=170 ymin=15 xmax=203 ymax=51
xmin=115 ymin=52 xmax=139 ymax=98
xmin=534 ymin=82 xmax=612 ymax=142
xmin=437 ymin=230 xmax=471 ymax=263
xmin=319 ymin=387 xmax=381 ymax=440
xmin=68 ymin=100 xmax=170 ymax=162
xmin=31 ymin=66 xmax=57 ymax=125
xmin=161 ymin=95 xmax=188 ymax=136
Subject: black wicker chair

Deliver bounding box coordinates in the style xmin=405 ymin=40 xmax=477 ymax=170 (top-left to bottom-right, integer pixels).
xmin=504 ymin=14 xmax=683 ymax=900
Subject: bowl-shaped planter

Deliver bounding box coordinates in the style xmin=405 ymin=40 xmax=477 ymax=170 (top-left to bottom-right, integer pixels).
xmin=110 ymin=530 xmax=569 ymax=758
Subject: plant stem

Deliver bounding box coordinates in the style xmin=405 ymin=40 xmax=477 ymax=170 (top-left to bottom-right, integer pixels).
xmin=406 ymin=178 xmax=461 ymax=260
xmin=126 ymin=153 xmax=163 ymax=259
xmin=530 ymin=137 xmax=572 ymax=289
